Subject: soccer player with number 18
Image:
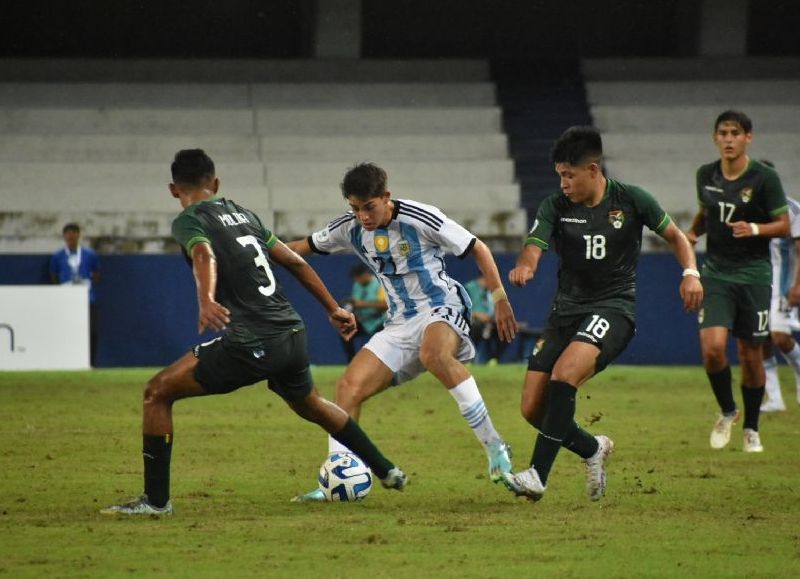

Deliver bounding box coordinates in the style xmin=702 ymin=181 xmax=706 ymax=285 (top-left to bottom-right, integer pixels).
xmin=504 ymin=126 xmax=703 ymax=502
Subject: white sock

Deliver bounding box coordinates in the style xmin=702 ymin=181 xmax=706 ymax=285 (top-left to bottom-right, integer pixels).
xmin=449 ymin=376 xmax=502 ymax=447
xmin=328 ymin=435 xmax=352 ymax=456
xmin=778 ymin=343 xmax=800 ymax=381
xmin=763 ymin=356 xmax=785 ymax=404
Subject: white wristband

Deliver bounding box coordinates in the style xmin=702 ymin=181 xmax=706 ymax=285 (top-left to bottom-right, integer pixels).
xmin=682 ymin=268 xmax=700 ymax=278
xmin=750 ymin=222 xmax=760 ymax=236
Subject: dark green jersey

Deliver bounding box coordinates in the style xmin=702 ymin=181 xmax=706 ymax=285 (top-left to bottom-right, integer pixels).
xmin=697 ymin=159 xmax=788 ymax=285
xmin=171 ymin=196 xmax=303 ymax=346
xmin=525 ymin=179 xmax=671 ymax=319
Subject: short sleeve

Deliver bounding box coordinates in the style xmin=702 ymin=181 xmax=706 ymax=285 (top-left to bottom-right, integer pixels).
xmin=763 ymin=168 xmax=788 ymax=217
xmin=630 ymin=186 xmax=671 ymax=234
xmin=427 ymin=213 xmax=476 ymax=259
xmin=525 ymin=195 xmax=557 ymax=250
xmin=251 ymin=212 xmax=278 ymax=249
xmin=309 ymin=213 xmax=357 ymax=255
xmin=171 ymin=212 xmax=210 ymax=252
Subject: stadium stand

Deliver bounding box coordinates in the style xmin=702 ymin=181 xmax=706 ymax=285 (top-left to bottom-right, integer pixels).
xmin=0 ymin=59 xmax=526 ymax=252
xmin=583 ymin=57 xmax=800 ymax=246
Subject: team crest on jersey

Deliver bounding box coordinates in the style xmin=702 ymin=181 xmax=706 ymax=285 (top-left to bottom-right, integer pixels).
xmin=608 ymin=210 xmax=625 ymax=229
xmin=374 ymin=235 xmax=390 ymax=253
xmin=740 ymin=187 xmax=753 ymax=203
xmin=398 ymin=239 xmax=411 ymax=256
xmin=532 ymin=338 xmax=545 ymax=357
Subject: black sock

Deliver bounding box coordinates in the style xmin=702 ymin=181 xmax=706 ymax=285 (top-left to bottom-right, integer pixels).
xmin=707 ymin=366 xmax=737 ymax=414
xmin=331 ymin=418 xmax=393 ymax=479
xmin=143 ymin=433 xmax=172 ymax=508
xmin=531 ymin=380 xmax=577 ymax=485
xmin=563 ymin=421 xmax=599 ymax=459
xmin=741 ymin=385 xmax=765 ymax=431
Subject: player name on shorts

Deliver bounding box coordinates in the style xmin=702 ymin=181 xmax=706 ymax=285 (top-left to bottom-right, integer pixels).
xmin=218 ymin=212 xmax=251 ymax=227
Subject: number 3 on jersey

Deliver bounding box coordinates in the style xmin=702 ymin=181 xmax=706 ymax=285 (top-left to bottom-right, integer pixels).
xmin=236 ymin=235 xmax=276 ymax=296
xmin=583 ymin=235 xmax=606 ymax=260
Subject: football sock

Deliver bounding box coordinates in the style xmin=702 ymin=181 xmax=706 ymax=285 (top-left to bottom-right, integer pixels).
xmin=707 ymin=366 xmax=737 ymax=415
xmin=531 ymin=380 xmax=577 ymax=485
xmin=778 ymin=342 xmax=800 ymax=379
xmin=449 ymin=376 xmax=502 ymax=447
xmin=763 ymin=356 xmax=784 ymax=404
xmin=330 ymin=418 xmax=393 ymax=479
xmin=143 ymin=433 xmax=172 ymax=509
xmin=562 ymin=421 xmax=599 ymax=459
xmin=741 ymin=385 xmax=765 ymax=431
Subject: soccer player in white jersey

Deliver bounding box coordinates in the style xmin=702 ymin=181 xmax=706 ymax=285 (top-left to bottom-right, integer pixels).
xmin=761 ymin=191 xmax=800 ymax=411
xmin=287 ymin=162 xmax=518 ymax=502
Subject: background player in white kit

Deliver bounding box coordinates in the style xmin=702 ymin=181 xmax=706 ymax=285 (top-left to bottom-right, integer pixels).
xmin=288 ymin=162 xmax=518 ymax=501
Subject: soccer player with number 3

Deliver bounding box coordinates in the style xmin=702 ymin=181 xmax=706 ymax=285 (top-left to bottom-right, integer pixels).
xmin=504 ymin=126 xmax=702 ymax=502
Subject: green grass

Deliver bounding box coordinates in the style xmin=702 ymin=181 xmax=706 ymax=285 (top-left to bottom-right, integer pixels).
xmin=1 ymin=365 xmax=799 ymax=578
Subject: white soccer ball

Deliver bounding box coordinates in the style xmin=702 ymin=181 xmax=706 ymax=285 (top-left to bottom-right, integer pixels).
xmin=318 ymin=452 xmax=373 ymax=501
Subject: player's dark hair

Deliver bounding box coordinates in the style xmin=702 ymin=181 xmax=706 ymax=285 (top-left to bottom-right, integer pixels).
xmin=341 ymin=162 xmax=387 ymax=199
xmin=550 ymin=126 xmax=603 ymax=166
xmin=714 ymin=110 xmax=753 ymax=133
xmin=62 ymin=223 xmax=80 ymax=234
xmin=171 ymin=149 xmax=216 ymax=186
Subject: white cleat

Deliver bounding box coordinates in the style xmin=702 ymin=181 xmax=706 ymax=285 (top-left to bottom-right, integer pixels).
xmin=760 ymin=399 xmax=786 ymax=413
xmin=100 ymin=494 xmax=173 ymax=516
xmin=502 ymin=466 xmax=546 ymax=502
xmin=710 ymin=411 xmax=739 ymax=449
xmin=380 ymin=467 xmax=408 ymax=491
xmin=743 ymin=428 xmax=764 ymax=453
xmin=584 ymin=435 xmax=614 ymax=501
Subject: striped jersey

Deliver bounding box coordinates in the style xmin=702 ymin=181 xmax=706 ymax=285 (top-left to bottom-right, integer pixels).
xmin=308 ymin=199 xmax=476 ymax=325
xmin=770 ymin=196 xmax=800 ymax=300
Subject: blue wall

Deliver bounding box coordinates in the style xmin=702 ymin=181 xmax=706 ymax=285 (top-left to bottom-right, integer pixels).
xmin=0 ymin=252 xmax=714 ymax=367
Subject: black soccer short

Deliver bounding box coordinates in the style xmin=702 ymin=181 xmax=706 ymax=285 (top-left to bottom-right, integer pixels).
xmin=527 ymin=309 xmax=635 ymax=375
xmin=192 ymin=328 xmax=313 ymax=402
xmin=699 ymin=277 xmax=771 ymax=343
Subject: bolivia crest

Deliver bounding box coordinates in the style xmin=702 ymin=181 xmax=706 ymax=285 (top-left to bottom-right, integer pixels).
xmin=740 ymin=187 xmax=753 ymax=203
xmin=608 ymin=210 xmax=625 ymax=229
xmin=374 ymin=234 xmax=390 ymax=253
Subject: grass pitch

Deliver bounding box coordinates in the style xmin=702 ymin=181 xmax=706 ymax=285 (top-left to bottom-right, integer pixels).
xmin=1 ymin=365 xmax=799 ymax=578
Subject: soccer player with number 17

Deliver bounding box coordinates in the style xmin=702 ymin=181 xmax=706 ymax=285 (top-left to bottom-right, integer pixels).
xmin=504 ymin=126 xmax=703 ymax=502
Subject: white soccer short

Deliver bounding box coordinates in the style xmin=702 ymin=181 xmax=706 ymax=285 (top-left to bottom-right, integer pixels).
xmin=769 ymin=295 xmax=800 ymax=334
xmin=364 ymin=305 xmax=476 ymax=385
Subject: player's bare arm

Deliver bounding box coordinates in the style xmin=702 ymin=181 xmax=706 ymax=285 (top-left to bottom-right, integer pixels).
xmin=727 ymin=212 xmax=789 ymax=239
xmin=286 ymin=238 xmax=313 ymax=256
xmin=190 ymin=242 xmax=230 ymax=333
xmin=269 ymin=240 xmax=357 ymax=340
xmin=509 ymin=243 xmax=543 ymax=288
xmin=659 ymin=222 xmax=704 ymax=312
xmin=471 ymin=239 xmax=518 ymax=342
xmin=686 ymin=208 xmax=707 ymax=245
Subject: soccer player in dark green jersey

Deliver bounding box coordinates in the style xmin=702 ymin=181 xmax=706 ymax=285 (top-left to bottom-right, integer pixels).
xmin=686 ymin=111 xmax=789 ymax=453
xmin=102 ymin=150 xmax=407 ymax=515
xmin=503 ymin=126 xmax=703 ymax=502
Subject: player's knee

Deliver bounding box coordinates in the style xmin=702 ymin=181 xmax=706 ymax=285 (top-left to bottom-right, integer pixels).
xmin=419 ymin=345 xmax=449 ymax=373
xmin=701 ymin=345 xmax=726 ymax=369
xmin=143 ymin=375 xmax=171 ymax=406
xmin=334 ymin=375 xmax=366 ymax=411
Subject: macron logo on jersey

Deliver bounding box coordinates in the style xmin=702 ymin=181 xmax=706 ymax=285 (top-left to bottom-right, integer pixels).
xmin=704 ymin=185 xmax=724 ymax=193
xmin=218 ymin=213 xmax=251 ymax=227
xmin=560 ymin=217 xmax=588 ymax=224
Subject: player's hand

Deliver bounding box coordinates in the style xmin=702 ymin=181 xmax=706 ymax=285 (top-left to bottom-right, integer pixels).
xmin=727 ymin=221 xmax=755 ymax=238
xmin=329 ymin=307 xmax=358 ymax=341
xmin=494 ymin=299 xmax=518 ymax=343
xmin=788 ymin=284 xmax=800 ymax=307
xmin=198 ymin=299 xmax=230 ymax=333
xmin=685 ymin=230 xmax=698 ymax=246
xmin=509 ymin=266 xmax=534 ymax=287
xmin=679 ymin=276 xmax=703 ymax=312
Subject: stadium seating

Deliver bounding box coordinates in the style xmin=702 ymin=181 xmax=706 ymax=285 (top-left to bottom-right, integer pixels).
xmin=0 ymin=59 xmax=525 ymax=251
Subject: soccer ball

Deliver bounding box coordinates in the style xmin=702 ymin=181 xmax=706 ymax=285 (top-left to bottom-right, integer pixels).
xmin=318 ymin=452 xmax=373 ymax=501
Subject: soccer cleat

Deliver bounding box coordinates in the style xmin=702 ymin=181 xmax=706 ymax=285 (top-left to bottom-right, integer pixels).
xmin=100 ymin=494 xmax=173 ymax=516
xmin=584 ymin=435 xmax=614 ymax=501
xmin=290 ymin=488 xmax=327 ymax=503
xmin=502 ymin=466 xmax=546 ymax=501
xmin=486 ymin=440 xmax=513 ymax=483
xmin=380 ymin=467 xmax=408 ymax=491
xmin=743 ymin=429 xmax=764 ymax=453
xmin=760 ymin=399 xmax=786 ymax=413
xmin=709 ymin=411 xmax=739 ymax=449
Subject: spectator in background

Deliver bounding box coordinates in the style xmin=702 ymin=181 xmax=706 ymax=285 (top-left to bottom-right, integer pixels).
xmin=465 ymin=273 xmax=505 ymax=364
xmin=50 ymin=223 xmax=100 ymax=365
xmin=341 ymin=264 xmax=387 ymax=361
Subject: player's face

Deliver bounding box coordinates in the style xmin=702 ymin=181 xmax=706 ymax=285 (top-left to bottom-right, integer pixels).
xmin=714 ymin=121 xmax=752 ymax=161
xmin=63 ymin=229 xmax=80 ymax=249
xmin=347 ymin=192 xmax=392 ymax=231
xmin=554 ymin=162 xmax=597 ymax=204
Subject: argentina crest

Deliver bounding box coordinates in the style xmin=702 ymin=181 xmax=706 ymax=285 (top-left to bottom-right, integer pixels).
xmin=373 ymin=234 xmax=390 ymax=252
xmin=398 ymin=239 xmax=411 ymax=256
xmin=608 ymin=209 xmax=625 ymax=229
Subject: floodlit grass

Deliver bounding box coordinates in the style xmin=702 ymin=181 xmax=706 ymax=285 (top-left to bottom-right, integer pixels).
xmin=1 ymin=365 xmax=799 ymax=578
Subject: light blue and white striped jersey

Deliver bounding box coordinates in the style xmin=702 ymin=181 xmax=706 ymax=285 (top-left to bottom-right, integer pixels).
xmin=770 ymin=196 xmax=800 ymax=299
xmin=309 ymin=199 xmax=475 ymax=325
